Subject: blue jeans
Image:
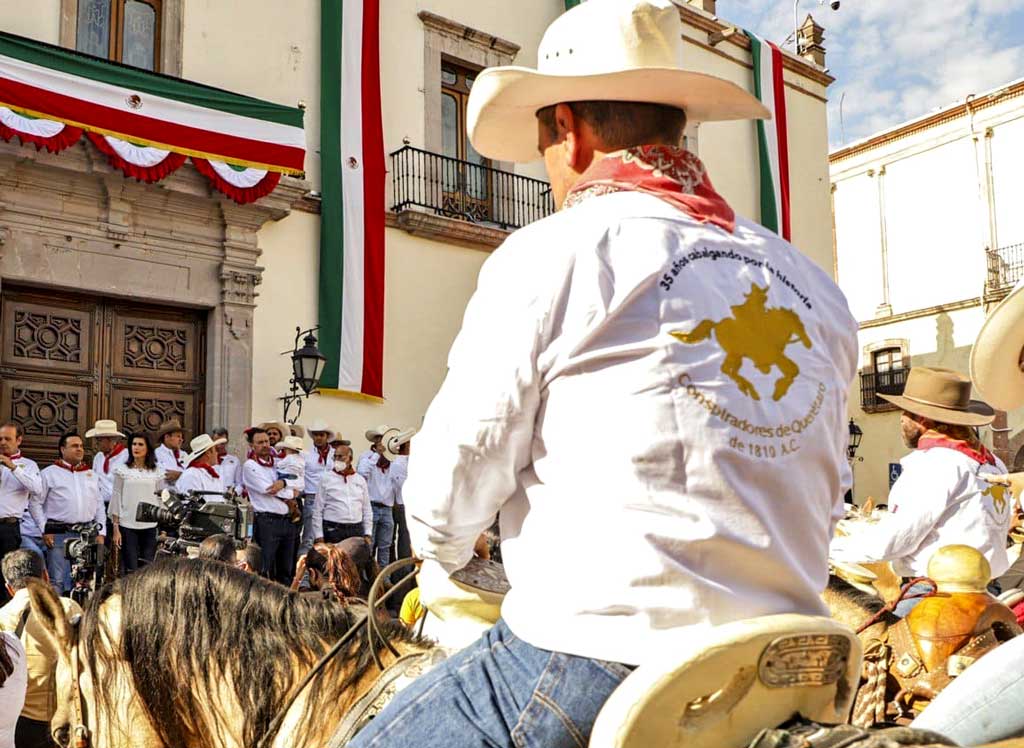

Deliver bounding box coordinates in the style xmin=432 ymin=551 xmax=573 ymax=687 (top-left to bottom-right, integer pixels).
xmin=298 ymin=496 xmax=316 ymax=557
xmin=349 ymin=618 xmax=630 ymax=748
xmin=44 ymin=532 xmax=73 ymax=594
xmin=371 ymin=504 xmax=394 ymax=567
xmin=20 ymin=534 xmax=46 ymax=559
xmin=912 ymin=633 xmax=1024 ymax=743
xmin=895 ymin=581 xmax=933 ymax=618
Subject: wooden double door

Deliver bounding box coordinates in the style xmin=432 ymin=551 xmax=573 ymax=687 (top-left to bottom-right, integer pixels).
xmin=0 ymin=287 xmax=206 ymax=464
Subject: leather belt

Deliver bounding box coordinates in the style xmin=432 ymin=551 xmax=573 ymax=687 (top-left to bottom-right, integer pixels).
xmin=255 ymin=512 xmax=290 ymax=521
xmin=371 ymin=502 xmax=391 ymax=509
xmin=0 ymin=517 xmax=19 ymax=525
xmin=44 ymin=521 xmax=71 ymax=533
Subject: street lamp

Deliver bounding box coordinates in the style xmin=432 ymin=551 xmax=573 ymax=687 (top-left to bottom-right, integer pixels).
xmin=279 ymin=326 xmax=327 ymax=424
xmin=847 ymin=418 xmax=863 ymax=462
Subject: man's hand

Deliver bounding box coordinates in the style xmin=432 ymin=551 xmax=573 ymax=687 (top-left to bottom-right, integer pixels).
xmin=269 ymin=479 xmax=286 ymax=493
xmin=96 ymin=535 xmax=105 ymax=546
xmin=112 ymin=526 xmax=122 ymax=548
xmin=0 ymin=454 xmax=15 ymax=470
xmin=165 ymin=470 xmax=182 ymax=482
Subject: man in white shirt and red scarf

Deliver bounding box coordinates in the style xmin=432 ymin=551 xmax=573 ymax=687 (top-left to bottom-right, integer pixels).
xmin=300 ymin=420 xmax=339 ymax=557
xmin=242 ymin=427 xmax=294 ymax=585
xmin=0 ymin=422 xmax=41 ymax=603
xmin=154 ymin=419 xmax=186 ymax=486
xmin=86 ymin=420 xmax=129 ymax=510
xmin=176 ymin=434 xmax=227 ymax=500
xmin=211 ymin=427 xmax=242 ymax=494
xmin=312 ymin=444 xmax=371 ymax=545
xmin=830 ymin=367 xmax=1011 ymax=615
xmin=37 ymin=431 xmax=105 ymax=594
xmin=349 ymin=3 xmax=858 ymax=746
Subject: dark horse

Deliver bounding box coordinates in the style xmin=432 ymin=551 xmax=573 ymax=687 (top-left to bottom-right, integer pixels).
xmin=27 ymin=556 xmax=432 ymax=748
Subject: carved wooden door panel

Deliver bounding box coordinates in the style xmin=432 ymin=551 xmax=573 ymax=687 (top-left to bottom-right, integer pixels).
xmin=0 ymin=287 xmax=206 ymax=464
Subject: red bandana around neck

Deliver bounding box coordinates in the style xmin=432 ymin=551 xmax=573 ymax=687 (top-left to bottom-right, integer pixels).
xmin=333 ymin=467 xmax=355 ymax=481
xmin=55 ymin=460 xmax=89 ymax=473
xmin=7 ymin=452 xmax=21 ymax=461
xmin=103 ymin=443 xmax=126 ymax=473
xmin=254 ymin=455 xmax=275 ymax=468
xmin=317 ymin=446 xmax=331 ymax=465
xmin=191 ymin=463 xmax=220 ymax=479
xmin=563 ymin=146 xmax=736 ymax=233
xmin=918 ymin=433 xmax=997 ymax=466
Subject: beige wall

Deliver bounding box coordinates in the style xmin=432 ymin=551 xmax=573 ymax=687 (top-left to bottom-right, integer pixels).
xmin=3 ymin=0 xmax=60 ymax=43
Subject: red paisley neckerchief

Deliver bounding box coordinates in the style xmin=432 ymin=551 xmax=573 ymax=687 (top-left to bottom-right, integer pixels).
xmin=103 ymin=443 xmax=126 ymax=473
xmin=8 ymin=453 xmax=21 ymax=461
xmin=563 ymin=146 xmax=736 ymax=233
xmin=254 ymin=455 xmax=275 ymax=468
xmin=918 ymin=433 xmax=997 ymax=466
xmin=190 ymin=463 xmax=220 ymax=479
xmin=317 ymin=446 xmax=331 ymax=465
xmin=55 ymin=460 xmax=89 ymax=473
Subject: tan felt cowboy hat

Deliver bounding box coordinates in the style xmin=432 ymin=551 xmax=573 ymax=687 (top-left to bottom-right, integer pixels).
xmin=183 ymin=433 xmax=226 ymax=468
xmin=972 ymin=277 xmax=1024 ymax=411
xmin=84 ymin=419 xmax=125 ymax=439
xmin=466 ymin=0 xmax=770 ymax=163
xmin=156 ymin=419 xmax=185 ymax=440
xmin=257 ymin=420 xmax=292 ymax=440
xmin=364 ymin=424 xmax=392 ymax=442
xmin=384 ymin=427 xmax=417 ymax=456
xmin=878 ymin=366 xmax=995 ymax=427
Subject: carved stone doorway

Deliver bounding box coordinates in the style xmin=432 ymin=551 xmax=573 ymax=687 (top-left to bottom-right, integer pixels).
xmin=0 ymin=286 xmax=206 ymax=464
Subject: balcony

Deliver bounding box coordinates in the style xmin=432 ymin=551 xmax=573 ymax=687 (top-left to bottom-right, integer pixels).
xmin=389 ymin=146 xmax=555 ymax=239
xmin=986 ymin=243 xmax=1024 ymax=300
xmin=860 ymin=367 xmax=910 ymax=412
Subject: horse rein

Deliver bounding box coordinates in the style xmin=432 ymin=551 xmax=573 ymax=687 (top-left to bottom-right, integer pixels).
xmin=255 ymin=557 xmax=419 ymax=748
xmin=67 ymin=618 xmax=91 ymax=748
xmin=855 ymin=577 xmax=936 ymax=634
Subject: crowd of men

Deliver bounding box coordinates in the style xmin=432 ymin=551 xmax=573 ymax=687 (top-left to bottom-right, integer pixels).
xmin=0 ymin=416 xmax=417 ymax=600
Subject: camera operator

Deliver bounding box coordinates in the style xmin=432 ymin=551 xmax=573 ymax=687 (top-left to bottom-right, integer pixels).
xmin=176 ymin=434 xmax=226 ymax=499
xmin=243 ymin=428 xmax=295 ymax=585
xmin=38 ymin=432 xmax=104 ymax=595
xmin=0 ymin=549 xmax=81 ymax=748
xmin=0 ymin=423 xmax=42 ymax=605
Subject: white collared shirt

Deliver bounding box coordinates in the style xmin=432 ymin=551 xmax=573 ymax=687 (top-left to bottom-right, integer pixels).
xmin=175 ymin=464 xmax=226 ymax=501
xmin=356 ymin=450 xmax=378 ymax=480
xmin=312 ymin=470 xmax=372 ymax=539
xmin=217 ymin=454 xmax=242 ymax=493
xmin=92 ymin=447 xmax=130 ymax=505
xmin=405 ymin=191 xmax=858 ymax=666
xmin=303 ymin=447 xmax=332 ymax=495
xmin=109 ymin=466 xmax=162 ymax=530
xmin=242 ymin=459 xmax=289 ymax=515
xmin=0 ymin=454 xmax=41 ymax=520
xmin=830 ymin=447 xmax=1014 ymax=577
xmin=38 ymin=462 xmax=105 ymax=531
xmin=391 ymin=455 xmax=409 ymax=507
xmin=366 ymin=463 xmax=397 ymax=507
xmin=275 ymin=454 xmax=304 ymax=500
xmin=154 ymin=444 xmax=184 ymax=485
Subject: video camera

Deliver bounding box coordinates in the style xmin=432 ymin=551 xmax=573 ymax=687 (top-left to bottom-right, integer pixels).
xmin=137 ymin=489 xmax=254 ymax=555
xmin=63 ymin=522 xmax=104 ymax=605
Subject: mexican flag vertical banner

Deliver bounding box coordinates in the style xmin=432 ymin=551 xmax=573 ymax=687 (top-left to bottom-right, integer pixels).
xmin=319 ymin=0 xmax=386 ymax=400
xmin=565 ymin=0 xmax=582 ymax=9
xmin=745 ymin=31 xmax=791 ymax=242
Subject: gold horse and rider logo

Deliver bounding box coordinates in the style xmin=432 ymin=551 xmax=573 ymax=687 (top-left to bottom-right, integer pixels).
xmin=983 ymin=484 xmax=1009 ymax=515
xmin=671 ymin=283 xmax=812 ymax=401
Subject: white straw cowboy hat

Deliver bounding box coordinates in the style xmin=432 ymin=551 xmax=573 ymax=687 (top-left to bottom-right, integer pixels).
xmin=84 ymin=419 xmax=124 ymax=439
xmin=878 ymin=366 xmax=995 ymax=427
xmin=467 ymin=0 xmax=770 ymax=163
xmin=275 ymin=435 xmax=304 ymax=454
xmin=385 ymin=427 xmax=417 ymax=456
xmin=257 ymin=421 xmax=291 ymax=440
xmin=306 ymin=418 xmax=335 ymax=441
xmin=972 ymin=278 xmax=1024 ymax=411
xmin=183 ymin=433 xmax=226 ymax=468
xmin=365 ymin=424 xmax=392 ymax=442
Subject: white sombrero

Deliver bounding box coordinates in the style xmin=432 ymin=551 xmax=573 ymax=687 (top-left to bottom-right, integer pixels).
xmin=85 ymin=419 xmax=125 ymax=439
xmin=183 ymin=433 xmax=226 ymax=468
xmin=466 ymin=0 xmax=770 ymax=163
xmin=971 ymin=278 xmax=1024 ymax=411
xmin=385 ymin=427 xmax=417 ymax=456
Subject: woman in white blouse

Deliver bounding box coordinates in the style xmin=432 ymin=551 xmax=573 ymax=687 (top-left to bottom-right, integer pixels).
xmin=0 ymin=632 xmax=27 ymax=748
xmin=110 ymin=432 xmax=163 ymax=574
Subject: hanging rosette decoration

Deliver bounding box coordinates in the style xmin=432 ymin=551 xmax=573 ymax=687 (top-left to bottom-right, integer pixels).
xmin=192 ymin=158 xmax=282 ymax=204
xmin=0 ymin=106 xmax=82 ymax=152
xmin=86 ymin=132 xmax=186 ymax=183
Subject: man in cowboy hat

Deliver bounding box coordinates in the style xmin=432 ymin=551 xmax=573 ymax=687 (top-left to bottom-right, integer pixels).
xmin=242 ymin=427 xmax=295 ymax=585
xmin=300 ymin=419 xmax=342 ymax=558
xmin=830 ymin=367 xmax=1011 ymax=613
xmin=86 ymin=420 xmax=129 ymax=513
xmin=356 ymin=424 xmax=391 ymax=480
xmin=386 ymin=428 xmax=416 ymax=563
xmin=211 ymin=427 xmax=242 ymax=494
xmin=154 ymin=420 xmax=186 ymax=485
xmin=175 ymin=434 xmax=226 ymax=500
xmin=350 ymin=2 xmax=858 ymax=746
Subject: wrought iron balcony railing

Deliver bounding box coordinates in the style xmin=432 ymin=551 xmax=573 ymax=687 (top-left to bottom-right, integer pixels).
xmin=987 ymin=243 xmax=1024 ymax=296
xmin=390 ymin=145 xmax=555 ymax=231
xmin=860 ymin=367 xmax=910 ymax=411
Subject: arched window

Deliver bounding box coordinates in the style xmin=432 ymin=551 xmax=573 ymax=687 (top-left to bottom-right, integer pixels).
xmin=76 ymin=0 xmax=162 ymax=72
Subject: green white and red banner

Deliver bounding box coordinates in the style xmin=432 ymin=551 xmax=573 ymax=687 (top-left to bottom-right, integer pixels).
xmin=745 ymin=31 xmax=791 ymax=241
xmin=317 ymin=0 xmax=385 ymax=400
xmin=0 ymin=31 xmax=304 ymax=203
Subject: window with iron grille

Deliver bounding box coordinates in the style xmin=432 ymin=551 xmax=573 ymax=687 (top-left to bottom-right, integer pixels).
xmin=860 ymin=347 xmax=909 ymax=411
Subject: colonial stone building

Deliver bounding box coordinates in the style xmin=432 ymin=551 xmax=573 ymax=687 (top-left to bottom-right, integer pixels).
xmin=0 ymin=0 xmax=837 ymax=461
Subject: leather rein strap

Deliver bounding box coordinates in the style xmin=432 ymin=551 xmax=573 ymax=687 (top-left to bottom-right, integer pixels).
xmin=69 ymin=632 xmax=91 ymax=748
xmin=855 ymin=577 xmax=936 ymax=634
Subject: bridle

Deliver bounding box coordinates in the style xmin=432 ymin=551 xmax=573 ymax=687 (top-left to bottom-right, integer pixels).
xmin=63 ymin=617 xmax=91 ymax=748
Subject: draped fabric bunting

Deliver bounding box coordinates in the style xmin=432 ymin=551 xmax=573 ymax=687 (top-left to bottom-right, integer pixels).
xmin=745 ymin=31 xmax=792 ymax=241
xmin=317 ymin=0 xmax=386 ymax=400
xmin=0 ymin=31 xmax=305 ymax=203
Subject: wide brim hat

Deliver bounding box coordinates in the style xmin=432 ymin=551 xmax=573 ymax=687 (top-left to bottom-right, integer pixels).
xmin=365 ymin=424 xmax=392 ymax=442
xmin=971 ymin=278 xmax=1024 ymax=411
xmin=156 ymin=419 xmax=185 ymax=439
xmin=258 ymin=421 xmax=292 ymax=439
xmin=183 ymin=434 xmax=226 ymax=468
xmin=85 ymin=419 xmax=125 ymax=439
xmin=306 ymin=418 xmax=335 ymax=441
xmin=467 ymin=0 xmax=770 ymax=163
xmin=878 ymin=366 xmax=994 ymax=427
xmin=385 ymin=427 xmax=417 ymax=456
xmin=276 ymin=435 xmax=305 ymax=453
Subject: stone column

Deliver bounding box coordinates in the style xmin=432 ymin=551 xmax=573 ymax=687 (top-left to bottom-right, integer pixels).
xmin=686 ymin=0 xmax=716 ymax=13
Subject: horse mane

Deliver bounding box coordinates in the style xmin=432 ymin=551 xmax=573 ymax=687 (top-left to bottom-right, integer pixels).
xmin=824 ymin=574 xmax=898 ymax=633
xmin=81 ymin=556 xmax=424 ymax=748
